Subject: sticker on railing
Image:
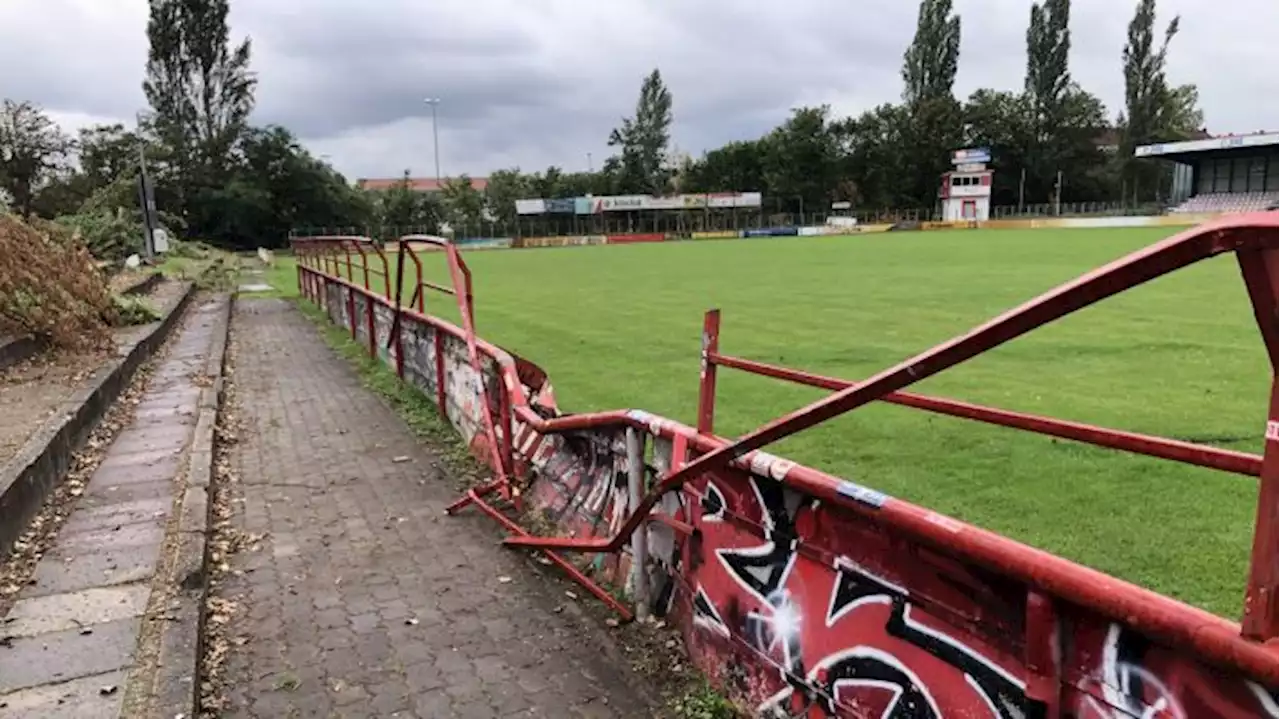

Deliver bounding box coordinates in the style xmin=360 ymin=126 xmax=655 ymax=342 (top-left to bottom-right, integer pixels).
xmin=748 ymin=451 xmax=797 ymax=481
xmin=836 ymin=480 xmax=888 ymax=508
xmin=1267 ymin=420 xmax=1279 ymax=442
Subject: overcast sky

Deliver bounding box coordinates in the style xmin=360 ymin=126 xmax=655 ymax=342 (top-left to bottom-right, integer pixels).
xmin=1 ymin=0 xmax=1275 ymax=182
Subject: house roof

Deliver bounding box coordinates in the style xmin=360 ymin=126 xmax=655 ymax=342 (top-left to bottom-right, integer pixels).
xmin=356 ymin=177 xmax=489 ymax=192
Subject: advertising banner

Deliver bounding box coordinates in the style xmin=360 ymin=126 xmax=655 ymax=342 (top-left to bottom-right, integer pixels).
xmin=951 ymin=147 xmax=991 ymax=165
xmin=743 ymin=227 xmax=798 ymax=238
xmin=455 ymin=237 xmax=513 ymax=250
xmin=544 ymin=198 xmax=575 ymax=214
xmin=521 ymin=192 xmax=764 ymax=214
xmin=691 ymin=230 xmax=738 ymax=239
xmin=597 ymin=195 xmax=648 ymax=212
xmin=515 ymin=199 xmax=546 ymax=215
xmin=707 ymin=192 xmax=762 ymax=209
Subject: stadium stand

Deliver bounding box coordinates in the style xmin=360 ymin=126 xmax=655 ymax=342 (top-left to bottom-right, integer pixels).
xmin=1137 ymin=132 xmax=1279 ymax=216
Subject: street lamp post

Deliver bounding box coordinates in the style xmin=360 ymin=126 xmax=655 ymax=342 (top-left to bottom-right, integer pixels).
xmin=424 ymin=97 xmax=442 ymax=188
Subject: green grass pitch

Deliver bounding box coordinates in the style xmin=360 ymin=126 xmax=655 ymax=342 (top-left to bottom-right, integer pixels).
xmin=272 ymin=227 xmax=1269 ymax=618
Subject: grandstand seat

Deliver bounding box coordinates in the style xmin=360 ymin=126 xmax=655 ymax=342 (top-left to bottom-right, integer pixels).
xmin=1171 ymin=191 xmax=1278 ymax=214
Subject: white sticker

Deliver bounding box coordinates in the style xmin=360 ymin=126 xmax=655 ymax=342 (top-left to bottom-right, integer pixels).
xmin=1267 ymin=420 xmax=1279 ymax=443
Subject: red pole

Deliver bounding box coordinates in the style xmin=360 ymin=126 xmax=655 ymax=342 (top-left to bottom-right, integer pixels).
xmin=696 ymin=309 xmax=720 ymax=436
xmin=1239 ymin=243 xmax=1278 ymax=642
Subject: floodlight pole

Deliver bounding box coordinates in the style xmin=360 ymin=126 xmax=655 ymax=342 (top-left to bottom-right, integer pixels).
xmin=424 ymin=98 xmax=442 ymax=187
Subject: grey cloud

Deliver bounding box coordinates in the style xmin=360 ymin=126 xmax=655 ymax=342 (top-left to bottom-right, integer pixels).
xmin=0 ymin=0 xmax=1275 ymax=181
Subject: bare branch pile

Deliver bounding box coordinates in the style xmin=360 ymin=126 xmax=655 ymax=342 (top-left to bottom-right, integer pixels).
xmin=0 ymin=213 xmax=118 ymax=349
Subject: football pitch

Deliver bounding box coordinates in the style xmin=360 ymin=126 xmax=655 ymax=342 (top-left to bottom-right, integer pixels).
xmin=278 ymin=226 xmax=1268 ymax=618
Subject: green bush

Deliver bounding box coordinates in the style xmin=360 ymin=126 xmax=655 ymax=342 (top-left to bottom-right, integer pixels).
xmin=111 ymin=294 xmax=159 ymax=326
xmin=56 ymin=208 xmax=142 ymax=262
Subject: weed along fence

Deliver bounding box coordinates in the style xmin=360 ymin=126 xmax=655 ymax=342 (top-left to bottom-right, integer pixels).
xmin=290 ymin=215 xmax=1278 ymax=718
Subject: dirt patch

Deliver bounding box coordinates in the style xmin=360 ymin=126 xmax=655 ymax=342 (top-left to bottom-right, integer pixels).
xmin=0 ymin=278 xmax=188 ymax=467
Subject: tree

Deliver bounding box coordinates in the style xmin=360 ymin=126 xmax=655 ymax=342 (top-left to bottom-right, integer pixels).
xmin=1120 ymin=0 xmax=1200 ymax=201
xmin=900 ymin=0 xmax=964 ymax=206
xmin=832 ymin=104 xmax=913 ymax=209
xmin=901 ymin=0 xmax=962 ymax=107
xmin=1160 ymin=83 xmax=1203 ymax=138
xmin=439 ymin=175 xmax=486 ymax=236
xmin=607 ymin=69 xmax=674 ymax=195
xmin=0 ymin=100 xmax=73 ymax=218
xmin=1023 ymin=0 xmax=1072 ymax=201
xmin=761 ymin=106 xmax=839 ymax=215
xmin=373 ymin=171 xmax=441 ymax=235
xmin=1025 ymin=0 xmax=1072 ymax=116
xmin=143 ymin=0 xmax=255 ymax=218
xmin=78 ymin=124 xmax=145 ymax=191
xmin=31 ymin=123 xmax=148 ymax=218
xmin=484 ymin=168 xmax=529 ymax=232
xmin=962 ymin=89 xmax=1033 ymax=206
xmin=529 ymin=166 xmax=565 ymax=199
xmin=681 ymin=140 xmax=766 ymax=194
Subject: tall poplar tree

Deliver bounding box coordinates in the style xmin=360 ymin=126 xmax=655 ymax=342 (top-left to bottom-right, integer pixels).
xmin=900 ymin=0 xmax=964 ymax=205
xmin=606 ymin=69 xmax=674 ymax=195
xmin=143 ymin=0 xmax=255 ymax=211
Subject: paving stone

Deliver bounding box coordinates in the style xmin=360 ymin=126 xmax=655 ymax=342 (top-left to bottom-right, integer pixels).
xmin=22 ymin=534 xmax=161 ymax=598
xmin=91 ymin=447 xmax=184 ymax=488
xmin=0 ymin=669 xmax=128 ymax=719
xmin=3 ymin=584 xmax=149 ymax=638
xmin=78 ymin=479 xmax=173 ymax=509
xmin=215 ymin=299 xmax=653 ymax=718
xmin=0 ymin=617 xmax=140 ymax=693
xmin=52 ymin=520 xmax=163 ymax=554
xmin=59 ymin=496 xmax=172 ymax=536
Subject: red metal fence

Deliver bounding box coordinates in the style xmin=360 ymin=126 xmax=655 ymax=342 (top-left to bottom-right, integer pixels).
xmin=292 ymin=214 xmax=1278 ymax=718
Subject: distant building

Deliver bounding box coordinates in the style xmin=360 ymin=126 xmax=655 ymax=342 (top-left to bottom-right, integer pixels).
xmin=355 ymin=177 xmax=489 ymax=193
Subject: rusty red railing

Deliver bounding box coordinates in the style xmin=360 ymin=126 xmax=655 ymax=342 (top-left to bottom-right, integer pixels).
xmin=292 ymin=213 xmax=1279 ymax=691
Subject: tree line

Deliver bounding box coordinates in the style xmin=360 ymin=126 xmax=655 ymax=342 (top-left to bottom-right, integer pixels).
xmin=1 ymin=0 xmax=1202 ymax=251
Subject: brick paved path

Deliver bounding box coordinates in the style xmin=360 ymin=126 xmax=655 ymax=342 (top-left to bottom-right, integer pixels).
xmin=218 ymin=299 xmax=654 ymax=719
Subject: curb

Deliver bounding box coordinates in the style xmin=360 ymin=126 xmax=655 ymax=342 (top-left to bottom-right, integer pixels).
xmin=0 ymin=335 xmax=46 ymax=373
xmin=149 ymin=293 xmax=233 ymax=719
xmin=122 ymin=272 xmax=166 ymax=297
xmin=0 ymin=280 xmax=196 ymax=555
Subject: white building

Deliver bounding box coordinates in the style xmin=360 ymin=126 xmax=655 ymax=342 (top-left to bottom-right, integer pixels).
xmin=940 ymin=148 xmax=993 ymax=222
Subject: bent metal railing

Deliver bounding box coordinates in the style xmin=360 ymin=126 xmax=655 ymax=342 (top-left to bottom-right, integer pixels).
xmin=293 ymin=215 xmax=1278 ymax=718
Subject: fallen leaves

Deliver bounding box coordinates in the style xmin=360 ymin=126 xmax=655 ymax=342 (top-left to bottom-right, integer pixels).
xmin=196 ymin=341 xmax=242 ymax=719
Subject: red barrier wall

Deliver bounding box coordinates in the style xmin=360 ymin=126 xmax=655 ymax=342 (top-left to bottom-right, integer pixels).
xmin=293 ymin=223 xmax=1279 ymax=718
